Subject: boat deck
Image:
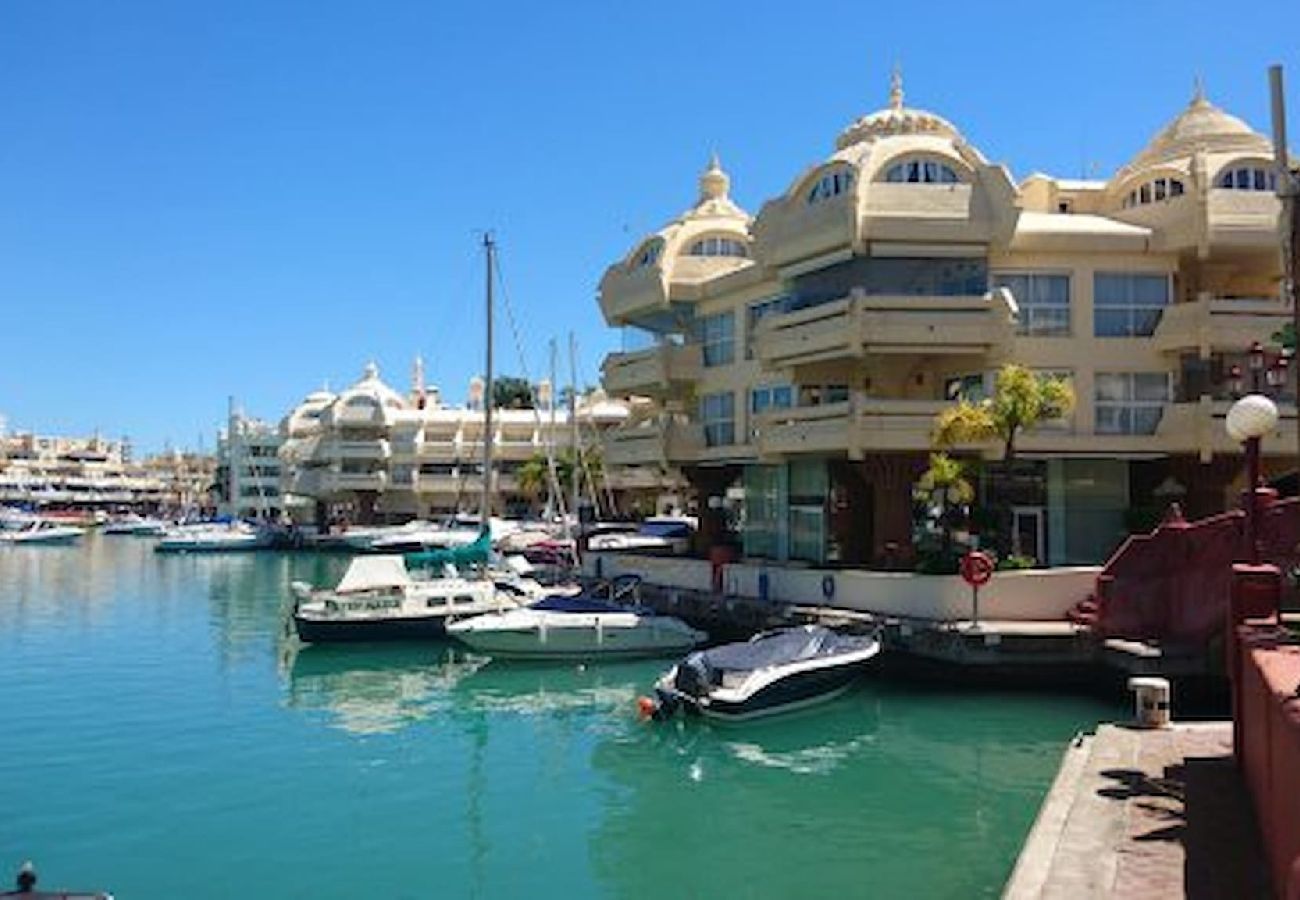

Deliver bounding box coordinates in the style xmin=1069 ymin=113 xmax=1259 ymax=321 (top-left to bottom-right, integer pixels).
xmin=1003 ymin=722 xmax=1269 ymax=899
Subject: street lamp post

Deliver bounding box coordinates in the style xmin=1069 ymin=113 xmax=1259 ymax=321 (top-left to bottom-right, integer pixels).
xmin=1226 ymin=393 xmax=1281 ymax=565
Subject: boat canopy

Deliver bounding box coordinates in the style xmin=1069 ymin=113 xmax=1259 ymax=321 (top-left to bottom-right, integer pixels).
xmin=336 ymin=556 xmax=413 ymax=593
xmin=687 ymin=626 xmax=863 ymax=673
xmin=530 ymin=593 xmax=626 ymax=614
xmin=404 ymin=527 xmax=491 ymax=570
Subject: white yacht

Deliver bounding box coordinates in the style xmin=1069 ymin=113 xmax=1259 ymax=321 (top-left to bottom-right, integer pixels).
xmin=0 ymin=520 xmax=86 ymax=545
xmin=102 ymin=514 xmax=168 ymax=536
xmin=290 ymin=554 xmax=534 ymax=643
xmin=155 ymin=521 xmax=269 ymax=552
xmin=446 ymin=575 xmax=705 ymax=660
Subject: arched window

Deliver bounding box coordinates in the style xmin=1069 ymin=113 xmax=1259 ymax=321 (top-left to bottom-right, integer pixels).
xmin=1120 ymin=177 xmax=1185 ymax=208
xmin=1216 ymin=165 xmax=1278 ymax=192
xmin=686 ymin=236 xmax=748 ymax=258
xmin=883 ymin=158 xmax=961 ymax=184
xmin=807 ymin=167 xmax=856 ymax=204
xmin=632 ymin=240 xmax=663 ymax=269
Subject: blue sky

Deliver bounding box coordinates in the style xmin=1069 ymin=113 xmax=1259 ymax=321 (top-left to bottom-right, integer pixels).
xmin=1 ymin=0 xmax=1297 ymax=452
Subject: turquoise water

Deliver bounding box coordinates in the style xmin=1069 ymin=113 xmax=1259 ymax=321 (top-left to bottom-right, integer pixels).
xmin=0 ymin=537 xmax=1122 ymax=899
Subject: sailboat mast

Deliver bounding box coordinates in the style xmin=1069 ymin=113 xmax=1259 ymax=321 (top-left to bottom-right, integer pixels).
xmin=481 ymin=233 xmax=495 ymax=527
xmin=568 ymin=331 xmax=580 ymax=530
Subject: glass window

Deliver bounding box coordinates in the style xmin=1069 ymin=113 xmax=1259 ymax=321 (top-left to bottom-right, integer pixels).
xmin=633 ymin=241 xmax=662 ymax=269
xmin=1217 ymin=165 xmax=1276 ymax=191
xmin=697 ymin=311 xmax=735 ymax=367
xmin=1095 ymin=372 xmax=1170 ymax=435
xmin=1094 ymin=273 xmax=1170 ymax=337
xmin=944 ymin=373 xmax=987 ymax=402
xmin=750 ymin=384 xmax=794 ymax=415
xmin=687 ymin=236 xmax=748 ymax=258
xmin=992 ymin=272 xmax=1071 ymax=336
xmin=746 ymin=295 xmax=793 ymax=358
xmin=1125 ymin=178 xmax=1185 ymax=206
xmin=807 ymin=167 xmax=855 ymax=204
xmin=700 ymin=392 xmax=735 ymax=447
xmin=883 ymin=158 xmax=961 ymax=184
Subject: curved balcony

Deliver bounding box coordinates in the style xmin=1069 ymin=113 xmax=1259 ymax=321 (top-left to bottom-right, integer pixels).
xmin=753 ymin=289 xmax=1015 ymax=370
xmin=322 ymin=471 xmax=388 ymax=492
xmin=601 ymin=343 xmax=703 ymax=397
xmin=752 ymin=192 xmax=856 ymax=270
xmin=1153 ymin=294 xmax=1291 ymax=358
xmin=597 ymin=263 xmax=670 ymax=327
xmin=1206 ymin=189 xmax=1282 ymax=249
xmin=320 ymin=438 xmax=391 ymax=461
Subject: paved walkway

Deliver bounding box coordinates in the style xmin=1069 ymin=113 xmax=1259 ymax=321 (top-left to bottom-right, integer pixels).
xmin=1004 ymin=722 xmax=1270 ymax=899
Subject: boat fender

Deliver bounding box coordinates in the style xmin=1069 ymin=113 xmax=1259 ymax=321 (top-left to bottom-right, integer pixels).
xmin=821 ymin=574 xmax=836 ymax=600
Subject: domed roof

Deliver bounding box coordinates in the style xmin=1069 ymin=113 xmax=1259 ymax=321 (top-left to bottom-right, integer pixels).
xmin=836 ymin=70 xmax=961 ymax=150
xmin=337 ymin=362 xmax=407 ymax=410
xmin=1118 ymin=84 xmax=1272 ymax=178
xmin=689 ymin=153 xmax=749 ymax=221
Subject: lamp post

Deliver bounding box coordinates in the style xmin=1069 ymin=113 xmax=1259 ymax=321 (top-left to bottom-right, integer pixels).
xmin=1226 ymin=393 xmax=1281 ymax=564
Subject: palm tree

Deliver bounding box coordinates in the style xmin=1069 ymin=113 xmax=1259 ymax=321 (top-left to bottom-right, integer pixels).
xmin=932 ymin=365 xmax=1074 ymax=556
xmin=517 ymin=453 xmax=550 ymax=510
xmin=914 ymin=452 xmax=974 ymax=567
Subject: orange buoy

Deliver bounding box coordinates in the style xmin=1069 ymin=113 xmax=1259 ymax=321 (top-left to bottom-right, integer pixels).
xmin=636 ymin=696 xmax=657 ymax=719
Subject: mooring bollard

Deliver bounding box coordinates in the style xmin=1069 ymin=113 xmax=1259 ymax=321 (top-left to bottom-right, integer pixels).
xmin=1127 ymin=676 xmax=1172 ymax=729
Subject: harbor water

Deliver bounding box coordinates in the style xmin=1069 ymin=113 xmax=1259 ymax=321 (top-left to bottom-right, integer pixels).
xmin=0 ymin=537 xmax=1123 ymax=899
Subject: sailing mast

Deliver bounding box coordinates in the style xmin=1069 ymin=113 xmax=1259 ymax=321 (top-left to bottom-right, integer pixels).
xmin=568 ymin=331 xmax=581 ymax=531
xmin=481 ymin=233 xmax=495 ymax=529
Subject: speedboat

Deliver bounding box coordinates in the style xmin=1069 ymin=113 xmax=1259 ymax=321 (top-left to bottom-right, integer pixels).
xmin=647 ymin=625 xmax=881 ymax=722
xmin=155 ymin=521 xmax=269 ymax=552
xmin=289 ymin=556 xmax=527 ymax=643
xmin=447 ymin=575 xmax=706 ymax=660
xmin=0 ymin=520 xmax=85 ymax=545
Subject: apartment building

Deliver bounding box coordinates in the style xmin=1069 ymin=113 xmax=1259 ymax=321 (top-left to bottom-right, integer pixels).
xmin=217 ymin=405 xmax=287 ymax=521
xmin=597 ymin=75 xmax=1294 ymax=567
xmin=278 ymin=362 xmax=667 ymax=524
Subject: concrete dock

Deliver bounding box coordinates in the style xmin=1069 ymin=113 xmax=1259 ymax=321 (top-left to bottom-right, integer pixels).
xmin=1004 ymin=722 xmax=1269 ymax=899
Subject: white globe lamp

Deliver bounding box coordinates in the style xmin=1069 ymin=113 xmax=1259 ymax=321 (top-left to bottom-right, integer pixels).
xmin=1226 ymin=394 xmax=1279 ymax=442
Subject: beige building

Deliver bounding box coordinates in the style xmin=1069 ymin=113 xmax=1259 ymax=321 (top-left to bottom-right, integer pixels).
xmin=279 ymin=362 xmax=672 ymax=524
xmin=597 ymin=74 xmax=1294 ymax=567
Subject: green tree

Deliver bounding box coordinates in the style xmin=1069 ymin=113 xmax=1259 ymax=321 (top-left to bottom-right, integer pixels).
xmin=914 ymin=452 xmax=974 ymax=570
xmin=933 ymin=365 xmax=1074 ymax=461
xmin=492 ymin=376 xmax=535 ymax=409
xmin=932 ymin=365 xmax=1074 ymax=558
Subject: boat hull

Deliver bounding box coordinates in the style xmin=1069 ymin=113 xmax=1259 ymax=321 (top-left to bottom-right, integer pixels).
xmin=691 ymin=663 xmax=867 ymax=721
xmin=451 ymin=625 xmax=700 ymax=660
xmin=292 ymin=613 xmax=451 ymax=643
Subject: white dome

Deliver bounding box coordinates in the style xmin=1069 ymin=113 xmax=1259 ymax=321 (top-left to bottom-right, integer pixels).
xmin=836 ymin=70 xmax=961 ymax=150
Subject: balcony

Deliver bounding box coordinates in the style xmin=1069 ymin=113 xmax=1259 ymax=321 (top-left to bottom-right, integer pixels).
xmin=597 ymin=263 xmax=670 ymax=327
xmin=601 ymin=343 xmax=703 ymax=397
xmin=1206 ymin=189 xmax=1282 ymax=249
xmin=753 ymin=289 xmax=1015 ymax=370
xmin=1153 ymin=294 xmax=1291 ymax=358
xmin=324 ymin=471 xmax=388 ymax=492
xmin=604 ymin=419 xmax=703 ymax=467
xmin=321 ymin=438 xmax=391 ymax=460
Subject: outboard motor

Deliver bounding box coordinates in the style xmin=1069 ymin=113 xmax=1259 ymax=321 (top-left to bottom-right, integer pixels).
xmin=673 ymin=652 xmax=712 ymax=698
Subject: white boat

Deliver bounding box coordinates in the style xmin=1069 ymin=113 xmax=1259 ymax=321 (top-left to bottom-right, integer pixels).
xmin=102 ymin=514 xmax=168 ymax=536
xmin=648 ymin=626 xmax=882 ymax=722
xmin=155 ymin=521 xmax=269 ymax=552
xmin=0 ymin=520 xmax=86 ymax=544
xmin=289 ymin=554 xmax=531 ymax=643
xmin=447 ymin=576 xmax=706 ymax=660
xmin=586 ymin=516 xmax=696 ymax=556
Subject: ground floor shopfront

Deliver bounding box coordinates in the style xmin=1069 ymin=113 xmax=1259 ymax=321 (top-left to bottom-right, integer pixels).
xmin=686 ymin=452 xmax=1253 ymax=570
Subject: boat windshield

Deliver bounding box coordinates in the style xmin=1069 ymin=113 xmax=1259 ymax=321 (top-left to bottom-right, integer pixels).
xmin=639 ymin=521 xmax=692 ymax=538
xmin=530 ymin=594 xmax=626 ymax=614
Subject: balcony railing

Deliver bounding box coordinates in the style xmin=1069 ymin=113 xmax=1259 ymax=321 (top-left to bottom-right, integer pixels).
xmin=321 ymin=439 xmax=391 ymax=460
xmin=604 ymin=418 xmax=703 ymax=467
xmin=1153 ymin=294 xmax=1291 ymax=357
xmin=323 ymin=471 xmax=388 ymax=492
xmin=753 ymin=289 xmax=1016 ymax=369
xmin=602 ymin=343 xmax=702 ymax=396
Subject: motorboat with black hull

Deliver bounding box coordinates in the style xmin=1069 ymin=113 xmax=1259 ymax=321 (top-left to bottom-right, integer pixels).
xmin=447 ymin=575 xmax=706 ymax=660
xmin=647 ymin=625 xmax=881 ymax=722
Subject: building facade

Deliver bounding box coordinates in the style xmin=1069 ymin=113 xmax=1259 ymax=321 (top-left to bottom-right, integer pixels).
xmin=597 ymin=75 xmax=1294 ymax=567
xmin=278 ymin=362 xmax=671 ymax=525
xmin=216 ymin=403 xmax=287 ymax=521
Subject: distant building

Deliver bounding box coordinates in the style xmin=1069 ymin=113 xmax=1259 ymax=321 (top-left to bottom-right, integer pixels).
xmin=596 ymin=74 xmax=1294 ymax=567
xmin=278 ymin=362 xmax=666 ymax=524
xmin=139 ymin=450 xmax=218 ymax=512
xmin=216 ymin=402 xmax=286 ymax=520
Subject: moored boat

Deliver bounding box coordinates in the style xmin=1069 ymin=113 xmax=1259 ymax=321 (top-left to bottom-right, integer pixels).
xmin=289 ymin=553 xmax=526 ymax=643
xmin=647 ymin=625 xmax=881 ymax=722
xmin=155 ymin=520 xmax=269 ymax=552
xmin=447 ymin=575 xmax=706 ymax=660
xmin=0 ymin=520 xmax=86 ymax=544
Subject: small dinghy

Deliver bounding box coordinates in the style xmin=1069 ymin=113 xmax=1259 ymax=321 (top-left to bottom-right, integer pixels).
xmin=647 ymin=625 xmax=881 ymax=722
xmin=0 ymin=860 xmax=112 ymax=899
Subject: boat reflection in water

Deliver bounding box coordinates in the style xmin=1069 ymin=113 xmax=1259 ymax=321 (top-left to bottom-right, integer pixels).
xmin=283 ymin=644 xmax=659 ymax=736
